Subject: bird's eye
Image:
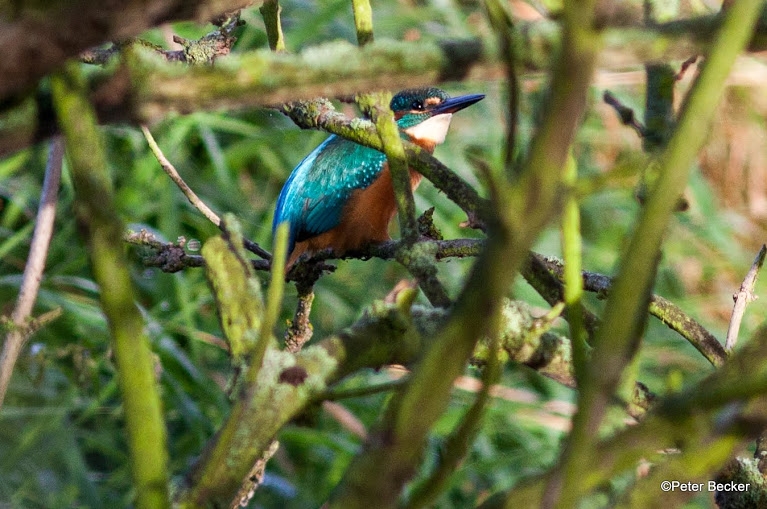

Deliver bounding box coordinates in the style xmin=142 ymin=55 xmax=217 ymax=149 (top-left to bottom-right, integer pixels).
xmin=410 ymin=100 xmax=424 ymax=111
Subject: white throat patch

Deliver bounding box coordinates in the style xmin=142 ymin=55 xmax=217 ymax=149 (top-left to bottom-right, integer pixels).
xmin=404 ymin=113 xmax=453 ymax=145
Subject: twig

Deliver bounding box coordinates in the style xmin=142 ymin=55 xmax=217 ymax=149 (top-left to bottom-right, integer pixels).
xmin=560 ymin=152 xmax=589 ymax=384
xmin=603 ymin=90 xmax=646 ymax=138
xmin=128 ymin=228 xmax=482 ymax=273
xmin=255 ymin=222 xmax=288 ymax=371
xmin=534 ymin=254 xmax=726 ymax=367
xmin=358 ymin=92 xmax=417 ymax=243
xmin=125 ymin=230 xmax=205 ymax=272
xmin=725 ymin=244 xmax=767 ymax=351
xmin=0 ymin=138 xmax=63 ymax=410
xmin=485 ymin=0 xmax=520 ymax=172
xmin=142 ymin=125 xmax=222 ymax=225
xmin=82 ymin=12 xmax=242 ymax=67
xmin=676 ymin=55 xmax=699 ymax=80
xmin=230 ymin=440 xmax=280 ymax=509
xmin=284 ymin=284 xmax=315 ymax=353
xmin=141 ymin=125 xmax=271 ymax=260
xmin=172 ymin=10 xmax=242 ymax=64
xmin=521 ymin=253 xmax=602 ymax=337
xmin=323 ymin=401 xmax=368 ymax=439
xmin=80 ymin=40 xmax=132 ymax=65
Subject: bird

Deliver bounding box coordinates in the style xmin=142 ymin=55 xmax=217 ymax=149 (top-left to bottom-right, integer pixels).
xmin=273 ymin=87 xmax=485 ymax=270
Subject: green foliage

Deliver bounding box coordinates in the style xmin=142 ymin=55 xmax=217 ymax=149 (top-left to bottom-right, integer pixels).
xmin=1 ymin=1 xmax=766 ymax=508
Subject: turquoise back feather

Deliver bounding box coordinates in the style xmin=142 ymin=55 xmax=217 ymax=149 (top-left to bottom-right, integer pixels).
xmin=272 ymin=135 xmax=387 ymax=254
xmin=273 ymin=87 xmax=456 ymax=255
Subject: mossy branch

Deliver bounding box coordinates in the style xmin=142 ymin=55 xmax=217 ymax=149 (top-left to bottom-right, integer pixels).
xmin=356 ymin=93 xmax=451 ymax=307
xmin=128 ymin=228 xmax=720 ymax=371
xmin=351 ymin=0 xmax=375 ymax=46
xmin=358 ymin=92 xmax=417 ymax=243
xmin=0 ymin=0 xmax=251 ymax=99
xmin=51 ymin=62 xmax=170 ymax=509
xmin=549 ymin=0 xmax=765 ymax=505
xmin=284 ymin=284 xmax=315 ymax=353
xmin=177 ymin=286 xmax=424 ymax=507
xmin=533 ymin=254 xmax=726 ymax=367
xmin=326 ymin=0 xmax=600 ymax=503
xmin=6 ymin=15 xmax=756 ymax=159
xmin=202 ymin=218 xmax=264 ymax=368
xmin=498 ymin=322 xmax=767 ymax=506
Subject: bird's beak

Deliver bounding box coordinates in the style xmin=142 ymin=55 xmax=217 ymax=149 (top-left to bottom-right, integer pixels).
xmin=432 ymin=93 xmax=485 ymax=115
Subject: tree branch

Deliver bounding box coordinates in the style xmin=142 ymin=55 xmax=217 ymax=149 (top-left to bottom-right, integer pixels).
xmin=0 ymin=137 xmax=63 ymax=410
xmin=0 ymin=0 xmax=251 ymax=99
xmin=141 ymin=125 xmax=271 ymax=260
xmin=725 ymin=243 xmax=767 ymax=351
xmin=7 ymin=13 xmax=761 ymax=159
xmin=550 ymin=0 xmax=765 ymax=505
xmin=534 ymin=254 xmax=726 ymax=367
xmin=51 ymin=62 xmax=170 ymax=509
xmin=351 ymin=0 xmax=374 ymax=46
xmin=142 ymin=125 xmax=222 ymax=225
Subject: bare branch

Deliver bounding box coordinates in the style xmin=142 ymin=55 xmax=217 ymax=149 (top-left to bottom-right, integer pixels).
xmin=230 ymin=440 xmax=280 ymax=509
xmin=0 ymin=138 xmax=63 ymax=410
xmin=603 ymin=90 xmax=646 ymax=137
xmin=0 ymin=0 xmax=251 ymax=99
xmin=142 ymin=125 xmax=222 ymax=225
xmin=141 ymin=125 xmax=272 ymax=260
xmin=725 ymin=244 xmax=767 ymax=351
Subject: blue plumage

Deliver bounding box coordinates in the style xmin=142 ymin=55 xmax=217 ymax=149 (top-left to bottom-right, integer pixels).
xmin=272 ymin=134 xmax=386 ymax=255
xmin=273 ymin=88 xmax=485 ymax=267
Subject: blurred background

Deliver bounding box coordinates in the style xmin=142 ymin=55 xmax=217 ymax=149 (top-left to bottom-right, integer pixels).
xmin=0 ymin=1 xmax=765 ymax=507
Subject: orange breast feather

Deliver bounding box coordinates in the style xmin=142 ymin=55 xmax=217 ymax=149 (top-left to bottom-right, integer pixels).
xmin=286 ymin=165 xmax=423 ymax=269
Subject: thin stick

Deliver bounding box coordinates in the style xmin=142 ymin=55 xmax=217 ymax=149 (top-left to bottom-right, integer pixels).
xmin=0 ymin=138 xmax=64 ymax=409
xmin=725 ymin=244 xmax=767 ymax=351
xmin=230 ymin=440 xmax=280 ymax=509
xmin=284 ymin=284 xmax=315 ymax=353
xmin=141 ymin=124 xmax=222 ymax=226
xmin=142 ymin=125 xmax=272 ymax=260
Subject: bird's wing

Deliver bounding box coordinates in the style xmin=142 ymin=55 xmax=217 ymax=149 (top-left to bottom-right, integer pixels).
xmin=273 ymin=135 xmax=386 ymax=251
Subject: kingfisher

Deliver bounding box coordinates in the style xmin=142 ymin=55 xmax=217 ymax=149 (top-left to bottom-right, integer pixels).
xmin=273 ymin=87 xmax=484 ymax=269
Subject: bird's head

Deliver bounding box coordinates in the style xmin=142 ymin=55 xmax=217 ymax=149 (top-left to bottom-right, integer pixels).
xmin=390 ymin=87 xmax=485 ymax=148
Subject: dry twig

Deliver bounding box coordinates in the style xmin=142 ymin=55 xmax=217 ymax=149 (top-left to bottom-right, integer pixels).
xmin=142 ymin=125 xmax=222 ymax=226
xmin=0 ymin=138 xmax=64 ymax=409
xmin=141 ymin=125 xmax=271 ymax=260
xmin=725 ymin=244 xmax=767 ymax=351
